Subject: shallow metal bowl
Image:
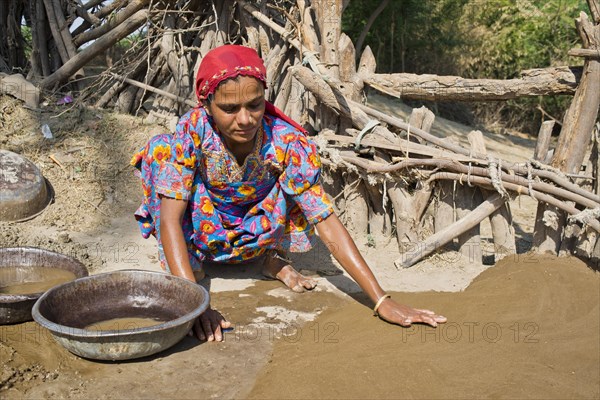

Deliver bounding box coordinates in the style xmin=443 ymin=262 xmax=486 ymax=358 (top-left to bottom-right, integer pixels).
xmin=32 ymin=270 xmax=210 ymax=361
xmin=0 ymin=150 xmax=54 ymax=222
xmin=0 ymin=247 xmax=88 ymax=324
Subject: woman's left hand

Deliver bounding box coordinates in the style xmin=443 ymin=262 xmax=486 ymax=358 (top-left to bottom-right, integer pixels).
xmin=376 ymin=297 xmax=447 ymax=327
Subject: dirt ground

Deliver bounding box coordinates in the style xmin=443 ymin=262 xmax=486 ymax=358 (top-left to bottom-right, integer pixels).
xmin=1 ymin=94 xmax=598 ymax=399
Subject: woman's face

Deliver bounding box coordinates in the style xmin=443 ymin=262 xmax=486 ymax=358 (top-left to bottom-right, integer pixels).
xmin=205 ymin=76 xmax=266 ymax=150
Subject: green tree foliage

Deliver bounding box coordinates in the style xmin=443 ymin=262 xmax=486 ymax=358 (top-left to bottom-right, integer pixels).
xmin=343 ymin=0 xmax=470 ymax=75
xmin=342 ymin=0 xmax=588 ymax=134
xmin=463 ymin=0 xmax=586 ymax=78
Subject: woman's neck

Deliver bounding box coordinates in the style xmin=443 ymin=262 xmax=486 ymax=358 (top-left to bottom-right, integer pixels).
xmin=224 ymin=135 xmax=257 ymax=166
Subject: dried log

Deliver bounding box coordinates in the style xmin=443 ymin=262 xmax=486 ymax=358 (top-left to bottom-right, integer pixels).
xmin=74 ymin=0 xmax=102 ymax=26
xmin=338 ymin=33 xmax=360 ymax=99
xmin=407 ymin=106 xmax=434 ymax=145
xmin=83 ymin=0 xmax=105 ymax=10
xmin=2 ymin=0 xmax=27 ymax=70
xmin=41 ymin=0 xmax=70 ymax=65
xmin=41 ymin=9 xmax=150 ymax=89
xmin=574 ymin=124 xmax=600 ymax=261
xmin=239 ymin=1 xmax=306 ymax=55
xmin=353 ymin=99 xmax=600 ymax=202
xmin=116 ymin=84 xmax=138 ymax=114
xmin=364 ymin=178 xmax=392 ymax=237
xmin=454 ymin=132 xmax=486 ymax=264
xmin=338 ymin=152 xmax=600 ymax=210
xmin=241 ymin=9 xmax=260 ymax=51
xmin=357 ymin=45 xmax=377 ymax=77
xmin=266 ymin=43 xmax=290 ymax=99
xmin=428 ymin=173 xmax=600 ymax=233
xmin=455 ymin=185 xmax=483 ymax=263
xmin=535 ymin=11 xmax=600 ymax=253
xmin=468 ymin=130 xmax=516 ymax=260
xmin=363 ymin=67 xmax=582 ymax=101
xmin=290 ymin=65 xmax=399 ymax=144
xmin=589 ymin=0 xmax=600 ymax=23
xmin=298 ymin=0 xmax=319 ymax=53
xmin=552 ymin=14 xmax=600 ymax=175
xmin=568 ymin=48 xmax=600 ymax=58
xmin=71 ymin=0 xmax=128 ymax=37
xmin=337 ymin=32 xmax=358 ymax=134
xmin=342 ymin=172 xmax=370 ymax=236
xmin=313 ymin=0 xmax=342 ymax=79
xmin=353 ymin=99 xmax=480 ymax=158
xmin=73 ymin=0 xmax=150 ymax=47
xmin=51 ymin=0 xmax=86 ymax=86
xmin=394 ymin=107 xmax=435 ymax=250
xmin=257 ymin=2 xmax=273 ymax=57
xmin=533 ymin=121 xmax=555 ymax=162
xmin=26 ymin=0 xmax=42 ymax=78
xmin=322 ymin=132 xmax=474 ymax=161
xmin=35 ymin=0 xmax=51 ymax=77
xmin=388 ymin=182 xmax=419 ymax=246
xmin=285 ymin=74 xmax=305 ymax=125
xmin=109 ymin=73 xmax=196 ymax=108
xmin=274 ymin=71 xmax=293 ymax=111
xmin=312 ymin=0 xmax=342 ymax=131
xmin=395 ymin=193 xmax=506 ymax=269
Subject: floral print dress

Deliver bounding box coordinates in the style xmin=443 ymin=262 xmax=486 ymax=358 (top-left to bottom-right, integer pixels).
xmin=131 ymin=107 xmax=334 ymax=272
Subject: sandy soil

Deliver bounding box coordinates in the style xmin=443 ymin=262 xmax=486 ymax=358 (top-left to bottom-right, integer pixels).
xmin=1 ymin=94 xmax=598 ymax=399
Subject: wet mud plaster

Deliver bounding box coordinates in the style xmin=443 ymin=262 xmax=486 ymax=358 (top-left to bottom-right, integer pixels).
xmin=0 ymin=279 xmax=344 ymax=399
xmin=249 ymin=255 xmax=600 ymax=399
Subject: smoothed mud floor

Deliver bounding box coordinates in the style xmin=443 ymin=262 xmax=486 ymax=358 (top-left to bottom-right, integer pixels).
xmin=249 ymin=255 xmax=599 ymax=399
xmin=1 ymin=255 xmax=598 ymax=399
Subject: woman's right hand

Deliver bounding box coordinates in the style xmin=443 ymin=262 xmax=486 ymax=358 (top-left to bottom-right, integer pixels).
xmin=192 ymin=307 xmax=232 ymax=342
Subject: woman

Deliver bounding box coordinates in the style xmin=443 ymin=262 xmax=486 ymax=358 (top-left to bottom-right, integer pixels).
xmin=132 ymin=45 xmax=446 ymax=342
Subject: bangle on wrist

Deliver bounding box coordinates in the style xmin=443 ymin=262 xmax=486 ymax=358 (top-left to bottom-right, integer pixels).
xmin=373 ymin=294 xmax=391 ymax=316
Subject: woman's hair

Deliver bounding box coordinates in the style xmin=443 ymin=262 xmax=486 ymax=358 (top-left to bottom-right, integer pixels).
xmin=204 ymin=93 xmax=214 ymax=107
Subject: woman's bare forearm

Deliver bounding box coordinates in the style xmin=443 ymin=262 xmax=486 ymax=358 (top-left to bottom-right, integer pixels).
xmin=315 ymin=213 xmax=386 ymax=304
xmin=160 ymin=196 xmax=195 ymax=282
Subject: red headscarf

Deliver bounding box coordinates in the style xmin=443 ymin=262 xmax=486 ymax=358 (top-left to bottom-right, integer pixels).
xmin=195 ymin=45 xmax=306 ymax=133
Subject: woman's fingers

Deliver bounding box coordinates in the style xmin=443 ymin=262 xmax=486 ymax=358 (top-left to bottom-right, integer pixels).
xmin=194 ymin=317 xmax=206 ymax=341
xmin=221 ymin=318 xmax=232 ymax=329
xmin=194 ymin=308 xmax=232 ymax=342
xmin=201 ymin=312 xmax=214 ymax=341
xmin=379 ymin=299 xmax=446 ymax=328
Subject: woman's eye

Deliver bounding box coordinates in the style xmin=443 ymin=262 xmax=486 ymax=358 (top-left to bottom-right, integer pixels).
xmin=250 ymin=102 xmax=262 ymax=109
